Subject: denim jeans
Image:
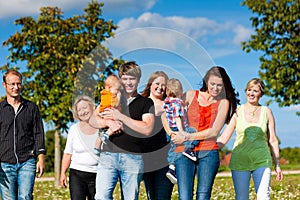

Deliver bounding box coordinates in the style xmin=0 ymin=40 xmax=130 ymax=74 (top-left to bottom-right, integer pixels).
xmin=69 ymin=168 xmax=96 ymax=200
xmin=175 ymin=150 xmax=219 ymax=200
xmin=143 ymin=165 xmax=174 ymax=200
xmin=0 ymin=158 xmax=36 ymax=200
xmin=232 ymin=167 xmax=271 ymax=200
xmin=167 ymin=127 xmax=198 ymax=164
xmin=95 ymin=152 xmax=143 ymax=200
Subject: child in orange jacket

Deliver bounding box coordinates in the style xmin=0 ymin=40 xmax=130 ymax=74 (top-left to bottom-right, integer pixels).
xmin=94 ymin=74 xmax=122 ymax=155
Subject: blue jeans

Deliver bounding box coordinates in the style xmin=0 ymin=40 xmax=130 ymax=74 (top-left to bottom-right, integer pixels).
xmin=232 ymin=167 xmax=271 ymax=200
xmin=143 ymin=165 xmax=174 ymax=200
xmin=95 ymin=152 xmax=143 ymax=200
xmin=175 ymin=150 xmax=219 ymax=200
xmin=0 ymin=158 xmax=36 ymax=200
xmin=167 ymin=127 xmax=199 ymax=164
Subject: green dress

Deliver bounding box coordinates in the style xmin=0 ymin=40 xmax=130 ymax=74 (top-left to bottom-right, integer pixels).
xmin=229 ymin=105 xmax=273 ymax=171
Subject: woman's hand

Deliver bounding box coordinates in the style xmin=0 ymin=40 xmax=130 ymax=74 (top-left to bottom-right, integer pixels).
xmin=275 ymin=165 xmax=283 ymax=181
xmin=171 ymin=130 xmax=186 ymax=145
xmin=60 ymin=173 xmax=68 ymax=188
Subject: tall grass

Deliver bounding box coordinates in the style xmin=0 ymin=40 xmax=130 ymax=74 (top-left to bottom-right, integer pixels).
xmin=33 ymin=174 xmax=300 ymax=199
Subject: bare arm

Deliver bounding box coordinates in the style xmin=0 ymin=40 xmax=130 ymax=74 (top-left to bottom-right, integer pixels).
xmin=190 ymin=99 xmax=229 ymax=140
xmin=266 ymin=107 xmax=283 ymax=181
xmin=60 ymin=153 xmax=72 ymax=187
xmin=172 ymin=98 xmax=229 ymax=145
xmin=217 ymin=112 xmax=237 ymax=149
xmin=89 ymin=106 xmax=123 ymax=132
xmin=110 ymin=108 xmax=155 ymax=136
xmin=161 ymin=112 xmax=173 ymax=137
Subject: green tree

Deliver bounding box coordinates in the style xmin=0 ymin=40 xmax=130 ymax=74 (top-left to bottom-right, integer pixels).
xmin=1 ymin=0 xmax=120 ymax=186
xmin=45 ymin=130 xmax=67 ymax=173
xmin=241 ymin=0 xmax=300 ymax=115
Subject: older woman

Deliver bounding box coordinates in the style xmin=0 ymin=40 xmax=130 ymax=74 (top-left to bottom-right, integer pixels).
xmin=60 ymin=95 xmax=99 ymax=200
xmin=141 ymin=71 xmax=174 ymax=200
xmin=163 ymin=66 xmax=240 ymax=200
xmin=217 ymin=78 xmax=283 ymax=199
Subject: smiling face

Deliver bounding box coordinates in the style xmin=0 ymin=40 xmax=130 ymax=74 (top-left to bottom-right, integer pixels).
xmin=120 ymin=75 xmax=139 ymax=96
xmin=207 ymin=75 xmax=224 ymax=98
xmin=246 ymin=84 xmax=262 ymax=104
xmin=2 ymin=73 xmax=22 ymax=99
xmin=76 ymin=100 xmax=93 ymax=122
xmin=150 ymin=76 xmax=167 ymax=100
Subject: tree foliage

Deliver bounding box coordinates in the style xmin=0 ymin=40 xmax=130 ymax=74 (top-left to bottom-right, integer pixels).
xmin=280 ymin=147 xmax=300 ymax=164
xmin=242 ymin=0 xmax=300 ymax=115
xmin=1 ymin=0 xmax=120 ymax=130
xmin=44 ymin=130 xmax=66 ymax=173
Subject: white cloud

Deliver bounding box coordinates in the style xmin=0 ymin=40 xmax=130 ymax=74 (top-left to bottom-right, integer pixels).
xmin=232 ymin=24 xmax=253 ymax=45
xmin=0 ymin=0 xmax=90 ymax=18
xmin=0 ymin=0 xmax=156 ymax=19
xmin=117 ymin=12 xmax=220 ymax=40
xmin=115 ymin=12 xmax=252 ymax=58
xmin=101 ymin=0 xmax=156 ymax=15
xmin=287 ymin=104 xmax=300 ymax=112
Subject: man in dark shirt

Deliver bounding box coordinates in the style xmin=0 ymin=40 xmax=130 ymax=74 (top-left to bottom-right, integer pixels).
xmin=90 ymin=61 xmax=155 ymax=200
xmin=0 ymin=70 xmax=46 ymax=200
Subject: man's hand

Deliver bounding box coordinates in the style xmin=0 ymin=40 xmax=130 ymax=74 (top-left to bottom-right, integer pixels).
xmin=36 ymin=154 xmax=45 ymax=178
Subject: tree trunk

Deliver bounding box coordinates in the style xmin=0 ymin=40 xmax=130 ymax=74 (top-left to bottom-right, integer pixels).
xmin=54 ymin=128 xmax=61 ymax=187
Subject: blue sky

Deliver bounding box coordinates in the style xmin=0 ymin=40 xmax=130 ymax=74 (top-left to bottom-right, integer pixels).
xmin=0 ymin=0 xmax=299 ymax=148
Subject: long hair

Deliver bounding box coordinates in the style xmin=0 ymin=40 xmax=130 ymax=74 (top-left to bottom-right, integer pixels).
xmin=200 ymin=66 xmax=240 ymax=123
xmin=141 ymin=71 xmax=169 ymax=99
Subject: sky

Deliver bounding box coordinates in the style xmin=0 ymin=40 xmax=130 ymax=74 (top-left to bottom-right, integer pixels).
xmin=0 ymin=0 xmax=299 ymax=149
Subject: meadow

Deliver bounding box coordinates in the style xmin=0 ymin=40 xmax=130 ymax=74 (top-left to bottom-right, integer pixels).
xmin=33 ymin=173 xmax=300 ymax=199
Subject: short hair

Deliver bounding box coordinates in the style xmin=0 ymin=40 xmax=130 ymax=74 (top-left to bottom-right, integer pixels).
xmin=245 ymin=78 xmax=265 ymax=97
xmin=166 ymin=78 xmax=183 ymax=98
xmin=72 ymin=95 xmax=95 ymax=120
xmin=3 ymin=70 xmax=22 ymax=83
xmin=105 ymin=74 xmax=121 ymax=89
xmin=118 ymin=61 xmax=141 ymax=80
xmin=141 ymin=71 xmax=169 ymax=98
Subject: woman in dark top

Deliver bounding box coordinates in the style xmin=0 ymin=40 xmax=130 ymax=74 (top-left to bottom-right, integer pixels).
xmin=141 ymin=71 xmax=173 ymax=200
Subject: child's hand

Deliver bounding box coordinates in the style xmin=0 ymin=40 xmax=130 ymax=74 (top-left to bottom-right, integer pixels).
xmin=94 ymin=138 xmax=102 ymax=149
xmin=106 ymin=120 xmax=123 ymax=133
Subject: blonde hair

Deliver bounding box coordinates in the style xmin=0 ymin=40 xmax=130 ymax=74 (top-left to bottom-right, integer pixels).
xmin=72 ymin=95 xmax=95 ymax=120
xmin=105 ymin=74 xmax=121 ymax=90
xmin=166 ymin=78 xmax=183 ymax=98
xmin=245 ymin=78 xmax=265 ymax=97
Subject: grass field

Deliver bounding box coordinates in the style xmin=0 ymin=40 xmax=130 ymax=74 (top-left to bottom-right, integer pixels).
xmin=33 ymin=173 xmax=300 ymax=199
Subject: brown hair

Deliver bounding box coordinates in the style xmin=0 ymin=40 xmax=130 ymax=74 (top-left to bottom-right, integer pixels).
xmin=200 ymin=66 xmax=240 ymax=123
xmin=118 ymin=61 xmax=142 ymax=80
xmin=3 ymin=69 xmax=22 ymax=83
xmin=141 ymin=71 xmax=169 ymax=98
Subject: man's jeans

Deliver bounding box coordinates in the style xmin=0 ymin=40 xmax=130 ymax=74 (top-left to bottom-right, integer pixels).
xmin=95 ymin=152 xmax=143 ymax=200
xmin=0 ymin=158 xmax=36 ymax=200
xmin=232 ymin=167 xmax=271 ymax=200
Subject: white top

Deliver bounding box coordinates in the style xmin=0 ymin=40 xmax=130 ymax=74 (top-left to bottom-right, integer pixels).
xmin=64 ymin=123 xmax=99 ymax=173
